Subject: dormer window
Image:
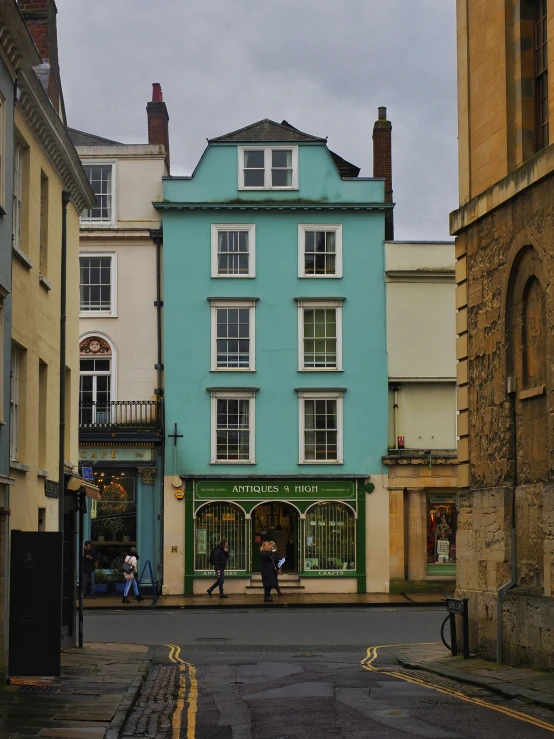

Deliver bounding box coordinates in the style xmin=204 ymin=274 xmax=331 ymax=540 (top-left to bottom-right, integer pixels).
xmin=239 ymin=146 xmax=298 ymax=190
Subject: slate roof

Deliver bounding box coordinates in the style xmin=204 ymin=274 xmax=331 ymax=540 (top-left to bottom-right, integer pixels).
xmin=328 ymin=150 xmax=360 ymax=179
xmin=208 ymin=118 xmax=326 ymax=144
xmin=68 ymin=128 xmax=123 ymax=147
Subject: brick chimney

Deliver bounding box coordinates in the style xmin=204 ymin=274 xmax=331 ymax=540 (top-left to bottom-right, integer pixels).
xmin=147 ymin=83 xmax=170 ymax=173
xmin=373 ymin=106 xmax=393 ymax=241
xmin=19 ymin=0 xmax=64 ymax=119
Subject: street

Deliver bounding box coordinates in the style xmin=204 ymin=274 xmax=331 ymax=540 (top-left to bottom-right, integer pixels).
xmin=85 ymin=608 xmax=554 ymax=737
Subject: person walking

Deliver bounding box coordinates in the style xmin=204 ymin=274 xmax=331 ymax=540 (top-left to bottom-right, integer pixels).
xmin=260 ymin=541 xmax=282 ymax=601
xmin=206 ymin=540 xmax=229 ymax=598
xmin=83 ymin=541 xmax=97 ymax=598
xmin=122 ymin=547 xmax=144 ymax=604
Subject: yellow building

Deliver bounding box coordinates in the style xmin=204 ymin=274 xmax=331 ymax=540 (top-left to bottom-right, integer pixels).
xmin=7 ymin=0 xmax=95 ymax=657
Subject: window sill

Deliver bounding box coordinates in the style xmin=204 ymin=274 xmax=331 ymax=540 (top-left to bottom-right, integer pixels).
xmin=211 ymin=274 xmax=256 ymax=279
xmin=12 ymin=245 xmax=34 ymax=269
xmin=519 ymin=385 xmax=546 ymax=401
xmin=10 ymin=461 xmax=30 ymax=473
xmin=298 ymin=275 xmax=343 ymax=279
xmin=79 ymin=311 xmax=118 ymax=319
xmin=210 ymin=461 xmax=256 ymax=465
xmin=299 ymin=460 xmax=344 ymax=465
xmin=80 ymin=222 xmax=117 ymax=229
xmin=39 ymin=274 xmax=52 ymax=291
xmin=239 ymin=187 xmax=299 ymax=192
xmin=297 ymin=368 xmax=344 ymax=372
xmin=37 ymin=468 xmax=49 ymax=478
xmin=210 ymin=368 xmax=256 ymax=373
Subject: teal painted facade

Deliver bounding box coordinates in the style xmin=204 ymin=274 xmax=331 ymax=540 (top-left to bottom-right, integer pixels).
xmin=160 ymin=122 xmax=390 ymax=593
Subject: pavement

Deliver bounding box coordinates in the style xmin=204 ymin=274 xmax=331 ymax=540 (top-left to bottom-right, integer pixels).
xmin=393 ymin=642 xmax=554 ymax=712
xmin=0 ymin=642 xmax=150 ymax=739
xmin=83 ymin=591 xmax=449 ymax=608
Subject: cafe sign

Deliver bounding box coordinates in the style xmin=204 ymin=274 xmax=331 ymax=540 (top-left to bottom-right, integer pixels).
xmin=195 ymin=479 xmax=356 ymax=501
xmin=79 ymin=446 xmax=154 ymax=462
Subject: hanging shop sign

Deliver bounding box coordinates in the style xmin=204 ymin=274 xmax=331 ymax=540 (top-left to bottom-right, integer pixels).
xmin=195 ymin=480 xmax=355 ymax=501
xmin=79 ymin=446 xmax=154 ymax=462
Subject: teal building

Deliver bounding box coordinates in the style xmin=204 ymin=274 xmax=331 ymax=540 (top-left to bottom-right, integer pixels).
xmin=159 ymin=118 xmax=391 ymax=595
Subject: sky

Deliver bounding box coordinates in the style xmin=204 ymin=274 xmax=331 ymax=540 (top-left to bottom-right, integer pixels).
xmin=56 ymin=0 xmax=458 ymax=241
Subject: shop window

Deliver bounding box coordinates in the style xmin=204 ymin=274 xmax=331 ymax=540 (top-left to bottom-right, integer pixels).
xmin=90 ymin=469 xmax=137 ymax=570
xmin=304 ymin=502 xmax=355 ymax=572
xmin=427 ymin=493 xmax=457 ymax=575
xmin=195 ymin=502 xmax=246 ymax=571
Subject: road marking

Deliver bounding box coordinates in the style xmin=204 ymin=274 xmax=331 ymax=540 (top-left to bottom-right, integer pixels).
xmin=361 ymin=643 xmax=554 ymax=733
xmin=166 ymin=644 xmax=198 ymax=739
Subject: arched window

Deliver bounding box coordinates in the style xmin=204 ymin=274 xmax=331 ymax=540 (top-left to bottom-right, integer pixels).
xmin=79 ymin=336 xmax=112 ymax=427
xmin=304 ymin=502 xmax=355 ymax=572
xmin=195 ymin=502 xmax=246 ymax=571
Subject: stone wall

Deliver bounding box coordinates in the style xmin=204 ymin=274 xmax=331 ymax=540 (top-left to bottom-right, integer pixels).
xmin=456 ymin=169 xmax=554 ymax=667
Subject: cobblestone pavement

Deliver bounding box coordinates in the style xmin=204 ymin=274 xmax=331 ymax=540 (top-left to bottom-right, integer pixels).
xmin=121 ymin=665 xmax=178 ymax=739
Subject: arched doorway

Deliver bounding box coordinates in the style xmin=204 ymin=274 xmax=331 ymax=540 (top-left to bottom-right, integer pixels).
xmin=251 ymin=502 xmax=299 ymax=572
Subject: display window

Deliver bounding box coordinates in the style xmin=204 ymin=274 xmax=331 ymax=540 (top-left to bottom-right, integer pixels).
xmin=427 ymin=493 xmax=457 ymax=574
xmin=90 ymin=469 xmax=137 ymax=570
xmin=304 ymin=502 xmax=355 ymax=572
xmin=195 ymin=502 xmax=247 ymax=571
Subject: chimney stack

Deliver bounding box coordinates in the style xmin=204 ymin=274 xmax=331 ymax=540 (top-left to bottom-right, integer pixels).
xmin=373 ymin=106 xmax=393 ymax=241
xmin=19 ymin=0 xmax=63 ymax=117
xmin=147 ymin=83 xmax=170 ymax=173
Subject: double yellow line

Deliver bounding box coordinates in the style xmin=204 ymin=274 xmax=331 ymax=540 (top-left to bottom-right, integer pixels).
xmin=166 ymin=644 xmax=198 ymax=739
xmin=361 ymin=643 xmax=554 ymax=733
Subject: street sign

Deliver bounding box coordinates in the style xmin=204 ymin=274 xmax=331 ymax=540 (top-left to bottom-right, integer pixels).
xmin=446 ymin=597 xmax=466 ymax=615
xmin=81 ymin=467 xmax=94 ymax=480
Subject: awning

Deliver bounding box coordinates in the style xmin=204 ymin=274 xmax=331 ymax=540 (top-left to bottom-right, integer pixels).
xmin=65 ymin=473 xmax=100 ymax=499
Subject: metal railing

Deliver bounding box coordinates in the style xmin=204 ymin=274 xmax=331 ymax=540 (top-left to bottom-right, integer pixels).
xmin=79 ymin=400 xmax=160 ymax=429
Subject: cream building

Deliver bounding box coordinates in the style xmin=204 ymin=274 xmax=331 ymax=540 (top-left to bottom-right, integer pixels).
xmin=384 ymin=241 xmax=458 ymax=592
xmin=70 ymin=84 xmax=169 ymax=591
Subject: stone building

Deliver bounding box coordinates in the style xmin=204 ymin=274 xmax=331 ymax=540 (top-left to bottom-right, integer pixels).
xmin=452 ymin=0 xmax=554 ymax=667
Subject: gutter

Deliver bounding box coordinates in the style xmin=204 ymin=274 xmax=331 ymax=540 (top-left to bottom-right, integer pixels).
xmin=497 ymin=378 xmax=518 ymax=663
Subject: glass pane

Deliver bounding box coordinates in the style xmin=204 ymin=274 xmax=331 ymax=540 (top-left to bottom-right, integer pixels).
xmin=245 ymin=150 xmax=264 ymax=168
xmin=272 ymin=169 xmax=292 ymax=187
xmin=305 ymin=503 xmax=355 ymax=571
xmin=244 ymin=170 xmax=265 ymax=187
xmin=272 ymin=150 xmax=292 ymax=167
xmin=195 ymin=503 xmax=247 ymax=571
xmin=427 ymin=495 xmax=457 ymax=565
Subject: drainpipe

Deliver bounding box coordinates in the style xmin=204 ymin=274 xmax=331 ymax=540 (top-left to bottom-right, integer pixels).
xmin=59 ymin=191 xmax=70 ymax=638
xmin=391 ymin=384 xmax=401 ymax=449
xmin=497 ymin=377 xmax=518 ymax=663
xmin=150 ymin=229 xmax=164 ymax=590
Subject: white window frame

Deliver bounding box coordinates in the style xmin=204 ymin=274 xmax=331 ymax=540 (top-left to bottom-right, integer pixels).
xmin=298 ymin=224 xmax=343 ymax=278
xmin=210 ymin=299 xmax=256 ymax=371
xmin=211 ymin=224 xmax=256 ymax=278
xmin=79 ymin=251 xmax=118 ymax=317
xmin=238 ymin=146 xmax=298 ymax=190
xmin=9 ymin=345 xmax=21 ymax=461
xmin=210 ymin=389 xmax=256 ymax=464
xmin=298 ymin=390 xmax=344 ymax=464
xmin=80 ymin=161 xmax=117 ymax=227
xmin=12 ymin=141 xmax=23 ymax=253
xmin=297 ymin=299 xmax=343 ymax=371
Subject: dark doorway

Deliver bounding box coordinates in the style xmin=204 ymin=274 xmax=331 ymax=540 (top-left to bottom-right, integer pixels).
xmin=251 ymin=503 xmax=298 ymax=572
xmin=9 ymin=531 xmax=62 ymax=676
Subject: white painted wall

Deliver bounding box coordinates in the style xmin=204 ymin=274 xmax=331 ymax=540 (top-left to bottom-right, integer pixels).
xmin=388 ymin=382 xmax=457 ymax=449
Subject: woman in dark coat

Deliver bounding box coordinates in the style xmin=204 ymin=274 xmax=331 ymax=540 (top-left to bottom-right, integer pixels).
xmin=260 ymin=541 xmax=282 ymax=601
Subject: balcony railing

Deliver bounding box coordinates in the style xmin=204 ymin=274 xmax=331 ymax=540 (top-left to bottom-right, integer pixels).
xmin=79 ymin=400 xmax=160 ymax=429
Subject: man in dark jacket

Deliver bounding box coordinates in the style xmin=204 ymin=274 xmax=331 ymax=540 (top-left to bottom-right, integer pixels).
xmin=83 ymin=540 xmax=97 ymax=598
xmin=207 ymin=540 xmax=229 ymax=598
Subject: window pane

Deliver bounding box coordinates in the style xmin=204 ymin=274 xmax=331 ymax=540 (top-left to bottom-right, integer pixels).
xmin=245 ymin=150 xmax=264 ymax=168
xmin=427 ymin=495 xmax=457 ymax=568
xmin=244 ymin=170 xmax=264 ymax=187
xmin=303 ymin=308 xmax=337 ymax=367
xmin=215 ymin=397 xmax=251 ymax=460
xmin=272 ymin=169 xmax=292 ymax=187
xmin=305 ymin=503 xmax=355 ymax=571
xmin=272 ymin=150 xmax=292 ymax=167
xmin=304 ymin=398 xmax=338 ymax=460
xmin=304 ymin=230 xmax=337 ymax=275
xmin=82 ymin=166 xmax=113 ymax=221
xmin=195 ymin=503 xmax=246 ymax=570
xmin=79 ymin=256 xmax=112 ymax=311
xmin=216 ymin=307 xmax=250 ymax=367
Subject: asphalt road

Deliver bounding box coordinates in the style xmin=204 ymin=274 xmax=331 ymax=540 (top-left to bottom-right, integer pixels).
xmin=84 ymin=606 xmax=446 ymax=646
xmin=88 ymin=609 xmax=554 ymax=737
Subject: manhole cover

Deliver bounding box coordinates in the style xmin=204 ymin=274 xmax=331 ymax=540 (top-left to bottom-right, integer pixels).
xmin=62 ymin=667 xmax=93 ymax=675
xmin=195 ymin=637 xmax=230 ymax=642
xmin=18 ymin=685 xmax=60 ymax=694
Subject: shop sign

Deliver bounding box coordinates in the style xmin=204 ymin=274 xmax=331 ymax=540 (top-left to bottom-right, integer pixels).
xmin=195 ymin=480 xmax=356 ymax=500
xmin=44 ymin=479 xmax=59 ymax=498
xmin=429 ymin=493 xmax=456 ymax=503
xmin=79 ymin=446 xmax=154 ymax=462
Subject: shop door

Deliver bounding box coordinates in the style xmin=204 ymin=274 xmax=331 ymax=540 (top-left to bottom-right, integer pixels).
xmin=251 ymin=503 xmax=298 ymax=572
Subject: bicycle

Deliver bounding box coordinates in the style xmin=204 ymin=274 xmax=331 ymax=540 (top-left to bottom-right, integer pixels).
xmin=440 ymin=614 xmax=452 ymax=651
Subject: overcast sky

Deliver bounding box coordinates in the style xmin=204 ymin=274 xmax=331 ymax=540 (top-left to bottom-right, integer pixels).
xmin=57 ymin=0 xmax=457 ymax=241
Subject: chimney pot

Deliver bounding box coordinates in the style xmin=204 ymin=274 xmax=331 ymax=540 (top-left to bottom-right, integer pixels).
xmin=152 ymin=83 xmax=163 ymax=102
xmin=378 ymin=106 xmax=387 ymax=121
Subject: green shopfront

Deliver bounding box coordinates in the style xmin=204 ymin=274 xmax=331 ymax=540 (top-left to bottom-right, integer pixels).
xmin=184 ymin=479 xmax=367 ymax=594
